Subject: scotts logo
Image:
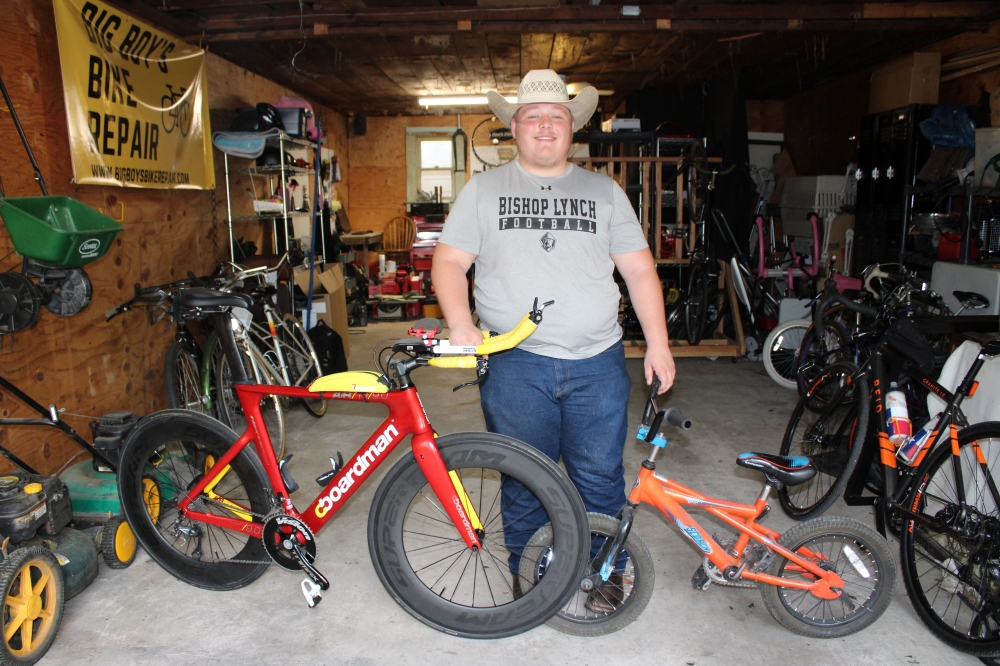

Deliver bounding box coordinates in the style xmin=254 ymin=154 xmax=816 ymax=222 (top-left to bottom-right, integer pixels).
xmin=79 ymin=239 xmax=101 ymax=256
xmin=315 ymin=424 xmax=399 ymax=518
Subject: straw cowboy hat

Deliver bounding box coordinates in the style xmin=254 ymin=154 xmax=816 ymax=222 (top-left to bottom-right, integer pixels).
xmin=486 ymin=69 xmax=598 ymax=128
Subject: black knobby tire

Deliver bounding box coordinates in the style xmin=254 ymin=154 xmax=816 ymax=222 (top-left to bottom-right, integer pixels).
xmin=117 ymin=410 xmax=273 ymax=591
xmin=778 ymin=362 xmax=869 ymax=520
xmin=367 ymin=432 xmax=589 ymax=639
xmin=279 ymin=314 xmax=326 ymax=417
xmin=760 ymin=516 xmax=895 ymax=638
xmin=164 ymin=342 xmax=207 ymax=414
xmin=518 ymin=512 xmax=655 ymax=636
xmin=899 ymin=422 xmax=1000 ymax=657
xmin=685 ymin=262 xmax=710 ymax=346
xmin=100 ymin=515 xmax=137 ymax=569
xmin=795 ymin=320 xmax=849 ymax=403
xmin=0 ymin=546 xmax=64 ymax=666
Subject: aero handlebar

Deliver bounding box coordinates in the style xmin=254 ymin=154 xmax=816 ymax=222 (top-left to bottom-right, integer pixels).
xmin=425 ymin=298 xmax=554 ymax=369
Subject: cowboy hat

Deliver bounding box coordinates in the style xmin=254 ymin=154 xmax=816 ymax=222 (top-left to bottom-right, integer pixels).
xmin=486 ymin=69 xmax=598 ymax=128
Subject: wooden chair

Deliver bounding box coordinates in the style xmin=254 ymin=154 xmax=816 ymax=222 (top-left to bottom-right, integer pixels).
xmin=382 ymin=216 xmax=417 ymax=266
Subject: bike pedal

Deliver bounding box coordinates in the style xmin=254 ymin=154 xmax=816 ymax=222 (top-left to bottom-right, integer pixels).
xmin=301 ymin=578 xmax=322 ymax=608
xmin=691 ymin=565 xmax=712 ymax=591
xmin=279 ymin=454 xmax=299 ymax=493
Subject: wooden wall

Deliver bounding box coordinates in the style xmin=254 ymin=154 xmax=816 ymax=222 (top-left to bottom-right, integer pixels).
xmin=745 ymin=100 xmax=785 ymax=134
xmin=0 ymin=0 xmax=346 ymax=474
xmin=782 ymin=68 xmax=872 ymax=176
xmin=347 ymin=114 xmax=489 ymax=233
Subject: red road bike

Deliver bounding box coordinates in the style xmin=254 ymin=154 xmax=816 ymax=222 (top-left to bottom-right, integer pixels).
xmin=116 ymin=290 xmax=589 ymax=639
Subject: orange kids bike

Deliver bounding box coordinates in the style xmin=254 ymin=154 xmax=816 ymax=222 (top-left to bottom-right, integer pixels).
xmin=519 ymin=379 xmax=896 ymax=637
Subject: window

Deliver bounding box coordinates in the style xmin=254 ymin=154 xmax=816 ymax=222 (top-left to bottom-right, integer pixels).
xmin=405 ymin=128 xmax=465 ymax=203
xmin=419 ymin=140 xmax=453 ymax=199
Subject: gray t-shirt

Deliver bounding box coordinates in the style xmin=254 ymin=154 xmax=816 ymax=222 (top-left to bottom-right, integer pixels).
xmin=438 ymin=160 xmax=648 ymax=359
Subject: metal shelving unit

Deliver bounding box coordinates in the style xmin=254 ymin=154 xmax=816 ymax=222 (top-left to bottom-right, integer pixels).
xmin=222 ymin=131 xmax=325 ymax=262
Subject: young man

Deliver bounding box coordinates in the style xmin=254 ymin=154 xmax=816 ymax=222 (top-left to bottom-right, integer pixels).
xmin=432 ymin=69 xmax=675 ymax=609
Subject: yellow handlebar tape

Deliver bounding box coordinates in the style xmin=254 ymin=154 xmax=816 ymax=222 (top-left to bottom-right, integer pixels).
xmin=427 ymin=357 xmax=478 ymax=369
xmin=426 ymin=312 xmax=539 ymax=369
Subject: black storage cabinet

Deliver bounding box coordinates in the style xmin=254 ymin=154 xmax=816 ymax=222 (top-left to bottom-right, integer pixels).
xmin=852 ymin=104 xmax=934 ymax=274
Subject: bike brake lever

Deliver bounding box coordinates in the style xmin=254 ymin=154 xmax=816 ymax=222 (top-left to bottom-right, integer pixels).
xmin=453 ymin=358 xmax=489 ymax=392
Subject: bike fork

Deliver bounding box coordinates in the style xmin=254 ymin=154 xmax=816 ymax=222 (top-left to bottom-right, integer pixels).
xmin=585 ymin=503 xmax=637 ymax=589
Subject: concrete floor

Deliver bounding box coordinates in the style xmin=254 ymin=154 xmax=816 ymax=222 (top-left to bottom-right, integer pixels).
xmin=44 ymin=320 xmax=978 ymax=666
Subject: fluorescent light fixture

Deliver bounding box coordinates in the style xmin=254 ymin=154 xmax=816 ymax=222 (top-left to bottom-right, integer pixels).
xmin=419 ymin=95 xmax=517 ymax=107
xmin=566 ymin=81 xmax=615 ymax=96
xmin=621 ymin=5 xmax=640 ymax=16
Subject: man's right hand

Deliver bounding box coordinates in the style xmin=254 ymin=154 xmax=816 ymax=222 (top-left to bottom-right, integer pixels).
xmin=447 ymin=322 xmax=484 ymax=347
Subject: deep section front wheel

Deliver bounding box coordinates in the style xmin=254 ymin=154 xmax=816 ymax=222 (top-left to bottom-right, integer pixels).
xmin=900 ymin=422 xmax=1000 ymax=657
xmin=760 ymin=516 xmax=895 ymax=638
xmin=117 ymin=410 xmax=273 ymax=591
xmin=519 ymin=512 xmax=655 ymax=636
xmin=778 ymin=362 xmax=868 ymax=520
xmin=368 ymin=432 xmax=589 ymax=639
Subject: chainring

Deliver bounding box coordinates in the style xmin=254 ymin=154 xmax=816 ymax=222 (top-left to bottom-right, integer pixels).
xmin=262 ymin=513 xmax=317 ymax=571
xmin=0 ymin=271 xmax=42 ymax=332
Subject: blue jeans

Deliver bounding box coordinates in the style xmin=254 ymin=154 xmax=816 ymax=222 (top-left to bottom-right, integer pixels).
xmin=480 ymin=341 xmax=631 ymax=574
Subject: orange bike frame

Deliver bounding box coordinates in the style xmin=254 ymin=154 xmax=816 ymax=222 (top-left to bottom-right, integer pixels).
xmin=628 ymin=467 xmax=845 ymax=596
xmin=175 ymin=383 xmax=483 ymax=550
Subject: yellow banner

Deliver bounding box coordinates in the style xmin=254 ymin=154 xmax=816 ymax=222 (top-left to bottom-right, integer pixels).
xmin=53 ymin=0 xmax=214 ymax=189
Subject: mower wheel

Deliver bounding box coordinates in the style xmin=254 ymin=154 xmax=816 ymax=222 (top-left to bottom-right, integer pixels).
xmin=101 ymin=515 xmax=136 ymax=569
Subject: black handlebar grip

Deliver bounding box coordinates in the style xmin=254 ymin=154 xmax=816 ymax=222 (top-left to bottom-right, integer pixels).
xmin=662 ymin=408 xmax=692 ymax=430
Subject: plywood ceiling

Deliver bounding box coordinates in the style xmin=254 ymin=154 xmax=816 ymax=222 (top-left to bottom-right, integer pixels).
xmin=109 ymin=1 xmax=999 ymax=115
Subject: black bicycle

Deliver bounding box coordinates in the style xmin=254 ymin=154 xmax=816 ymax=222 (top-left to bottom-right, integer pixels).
xmin=778 ymin=289 xmax=1000 ymax=658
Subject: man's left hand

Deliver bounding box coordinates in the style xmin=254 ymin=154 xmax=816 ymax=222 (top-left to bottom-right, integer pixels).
xmin=644 ymin=343 xmax=675 ymax=394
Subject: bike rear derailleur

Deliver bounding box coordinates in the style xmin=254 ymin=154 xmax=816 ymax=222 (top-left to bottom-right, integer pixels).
xmin=262 ymin=513 xmax=330 ymax=607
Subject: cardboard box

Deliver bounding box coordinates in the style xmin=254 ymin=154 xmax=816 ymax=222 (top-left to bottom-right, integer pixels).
xmin=294 ymin=264 xmax=350 ymax=358
xmin=869 ymin=52 xmax=940 ymax=114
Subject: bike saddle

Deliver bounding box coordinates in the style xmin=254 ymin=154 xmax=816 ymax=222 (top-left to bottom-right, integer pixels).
xmin=736 ymin=452 xmax=816 ymax=487
xmin=176 ymin=288 xmax=254 ymax=310
xmin=953 ymin=291 xmax=989 ymax=310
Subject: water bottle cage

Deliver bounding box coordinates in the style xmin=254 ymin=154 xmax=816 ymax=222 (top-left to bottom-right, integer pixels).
xmin=636 ymin=425 xmax=667 ymax=448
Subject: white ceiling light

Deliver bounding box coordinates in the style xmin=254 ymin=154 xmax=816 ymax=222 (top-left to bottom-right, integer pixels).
xmin=419 ymin=95 xmax=517 ymax=107
xmin=566 ymin=81 xmax=615 ymax=96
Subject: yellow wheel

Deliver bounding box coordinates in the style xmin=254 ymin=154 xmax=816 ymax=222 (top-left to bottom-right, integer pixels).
xmin=0 ymin=546 xmax=64 ymax=664
xmin=141 ymin=476 xmax=162 ymax=524
xmin=101 ymin=515 xmax=137 ymax=570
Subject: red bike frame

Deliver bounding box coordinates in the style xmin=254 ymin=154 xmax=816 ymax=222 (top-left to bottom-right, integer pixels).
xmin=175 ymin=383 xmax=483 ymax=549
